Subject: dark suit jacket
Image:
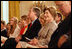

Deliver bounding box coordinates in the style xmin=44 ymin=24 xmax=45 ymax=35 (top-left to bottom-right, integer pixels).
xmin=61 ymin=38 xmax=71 ymax=48
xmin=1 ymin=29 xmax=8 ymax=44
xmin=48 ymin=13 xmax=71 ymax=48
xmin=1 ymin=29 xmax=8 ymax=38
xmin=61 ymin=31 xmax=71 ymax=48
xmin=21 ymin=18 xmax=42 ymax=41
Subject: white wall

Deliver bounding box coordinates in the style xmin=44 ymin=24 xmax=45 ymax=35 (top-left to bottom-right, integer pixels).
xmin=20 ymin=1 xmax=33 ymax=16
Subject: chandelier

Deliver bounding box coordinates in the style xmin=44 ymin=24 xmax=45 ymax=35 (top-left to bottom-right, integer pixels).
xmin=33 ymin=1 xmax=46 ymax=13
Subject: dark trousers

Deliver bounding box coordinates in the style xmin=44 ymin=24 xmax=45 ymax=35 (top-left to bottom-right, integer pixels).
xmin=2 ymin=38 xmax=18 ymax=48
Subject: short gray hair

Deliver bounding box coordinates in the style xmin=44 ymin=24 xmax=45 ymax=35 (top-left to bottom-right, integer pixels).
xmin=32 ymin=7 xmax=41 ymax=18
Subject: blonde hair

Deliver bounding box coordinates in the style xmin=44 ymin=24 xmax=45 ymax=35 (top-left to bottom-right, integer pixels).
xmin=10 ymin=17 xmax=18 ymax=35
xmin=12 ymin=17 xmax=18 ymax=24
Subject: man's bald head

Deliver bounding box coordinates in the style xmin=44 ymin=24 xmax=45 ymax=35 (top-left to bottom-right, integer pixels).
xmin=55 ymin=1 xmax=71 ymax=16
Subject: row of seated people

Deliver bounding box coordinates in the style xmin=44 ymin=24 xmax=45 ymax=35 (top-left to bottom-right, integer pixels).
xmin=1 ymin=1 xmax=71 ymax=48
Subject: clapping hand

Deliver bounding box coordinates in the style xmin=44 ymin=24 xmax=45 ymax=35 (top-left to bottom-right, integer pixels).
xmin=28 ymin=38 xmax=38 ymax=46
xmin=15 ymin=36 xmax=22 ymax=42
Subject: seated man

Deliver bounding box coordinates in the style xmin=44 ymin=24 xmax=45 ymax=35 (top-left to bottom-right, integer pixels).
xmin=1 ymin=20 xmax=8 ymax=47
xmin=48 ymin=1 xmax=71 ymax=48
xmin=16 ymin=7 xmax=42 ymax=42
xmin=58 ymin=29 xmax=71 ymax=48
xmin=1 ymin=20 xmax=8 ymax=43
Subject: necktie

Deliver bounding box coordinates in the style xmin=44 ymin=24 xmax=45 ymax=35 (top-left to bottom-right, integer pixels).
xmin=29 ymin=23 xmax=32 ymax=29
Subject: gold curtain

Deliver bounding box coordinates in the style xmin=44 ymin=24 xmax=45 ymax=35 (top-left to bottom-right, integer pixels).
xmin=9 ymin=1 xmax=20 ymax=20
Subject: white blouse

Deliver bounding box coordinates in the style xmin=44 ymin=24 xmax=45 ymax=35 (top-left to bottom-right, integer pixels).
xmin=9 ymin=25 xmax=21 ymax=38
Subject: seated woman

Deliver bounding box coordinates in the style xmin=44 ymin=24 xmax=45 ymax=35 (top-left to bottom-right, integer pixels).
xmin=7 ymin=17 xmax=18 ymax=38
xmin=16 ymin=7 xmax=58 ymax=48
xmin=1 ymin=17 xmax=18 ymax=47
xmin=1 ymin=17 xmax=18 ymax=48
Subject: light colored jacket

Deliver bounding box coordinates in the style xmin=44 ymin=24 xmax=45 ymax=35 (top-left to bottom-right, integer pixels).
xmin=38 ymin=21 xmax=58 ymax=46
